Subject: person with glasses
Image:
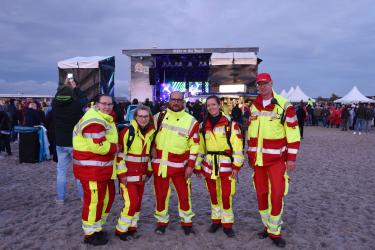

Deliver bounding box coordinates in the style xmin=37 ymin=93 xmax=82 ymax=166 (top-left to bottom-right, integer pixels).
xmin=195 ymin=95 xmax=244 ymax=237
xmin=151 ymin=91 xmax=200 ymax=235
xmin=115 ymin=105 xmax=155 ymax=241
xmin=72 ymin=95 xmax=118 ymax=246
xmin=247 ymin=73 xmax=300 ymax=248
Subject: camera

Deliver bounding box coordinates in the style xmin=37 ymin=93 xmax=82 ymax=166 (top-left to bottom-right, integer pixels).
xmin=67 ymin=73 xmax=73 ymax=80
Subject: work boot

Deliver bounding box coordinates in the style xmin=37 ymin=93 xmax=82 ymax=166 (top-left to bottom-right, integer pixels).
xmin=84 ymin=232 xmax=108 ymax=245
xmin=128 ymin=230 xmax=141 ymax=239
xmin=271 ymin=237 xmax=286 ymax=248
xmin=116 ymin=231 xmax=132 ymax=241
xmin=182 ymin=226 xmax=195 ymax=235
xmin=257 ymin=229 xmax=268 ymax=239
xmin=154 ymin=225 xmax=167 ymax=235
xmin=208 ymin=223 xmax=221 ymax=233
xmin=223 ymin=228 xmax=235 ymax=238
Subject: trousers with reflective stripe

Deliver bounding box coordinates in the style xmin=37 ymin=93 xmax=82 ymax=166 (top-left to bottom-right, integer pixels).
xmin=116 ymin=182 xmax=145 ymax=233
xmin=252 ymin=161 xmax=289 ymax=237
xmin=81 ymin=180 xmax=115 ymax=236
xmin=205 ymin=176 xmax=236 ymax=228
xmin=154 ymin=174 xmax=194 ymax=226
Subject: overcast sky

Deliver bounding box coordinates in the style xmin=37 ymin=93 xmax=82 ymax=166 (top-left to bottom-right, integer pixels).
xmin=1 ymin=0 xmax=374 ymax=98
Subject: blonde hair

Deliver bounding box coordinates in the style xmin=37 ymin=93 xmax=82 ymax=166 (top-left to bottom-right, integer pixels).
xmin=133 ymin=105 xmax=154 ymax=126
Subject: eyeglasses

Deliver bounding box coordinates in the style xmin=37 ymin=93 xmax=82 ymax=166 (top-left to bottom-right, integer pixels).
xmin=136 ymin=115 xmax=149 ymax=119
xmin=256 ymin=82 xmax=271 ymax=87
xmin=170 ymin=98 xmax=184 ymax=102
xmin=98 ymin=102 xmax=113 ymax=107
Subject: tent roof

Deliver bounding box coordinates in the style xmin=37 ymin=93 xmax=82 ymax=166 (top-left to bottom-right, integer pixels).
xmin=279 ymin=89 xmax=287 ymax=97
xmin=286 ymin=87 xmax=295 ymax=98
xmin=334 ymin=86 xmax=375 ymax=104
xmin=287 ymin=85 xmax=315 ymax=102
xmin=58 ymin=56 xmax=113 ymax=69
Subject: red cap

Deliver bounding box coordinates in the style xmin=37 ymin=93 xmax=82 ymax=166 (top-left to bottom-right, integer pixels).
xmin=256 ymin=73 xmax=272 ymax=83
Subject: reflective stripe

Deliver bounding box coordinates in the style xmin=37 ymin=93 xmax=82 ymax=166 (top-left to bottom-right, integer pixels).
xmin=161 ymin=123 xmax=188 ymax=135
xmin=119 ymin=215 xmax=132 ymax=224
xmin=117 ymin=163 xmax=127 ymax=170
xmin=126 ymin=175 xmax=146 ymax=182
xmin=82 ymin=131 xmax=106 ymax=139
xmin=117 ymin=223 xmax=129 ymax=231
xmin=203 ymin=166 xmax=232 ymax=173
xmin=124 ymin=155 xmax=149 ymax=163
xmin=233 ymin=151 xmax=243 ymax=155
xmin=213 ymin=127 xmax=225 ymax=133
xmin=268 ymin=226 xmax=279 ymax=233
xmin=82 ymin=220 xmax=102 ymax=234
xmin=247 ymin=146 xmax=286 ymax=155
xmin=117 ymin=152 xmax=125 ymax=158
xmin=269 ymin=217 xmax=282 ymax=226
xmin=285 ymin=115 xmax=297 ymax=123
xmin=75 ymin=117 xmax=110 ymax=137
xmin=220 ymin=158 xmax=232 ymax=164
xmin=203 ymin=166 xmax=212 ymax=174
xmin=233 ymin=157 xmax=243 ymax=163
xmin=283 ymin=102 xmax=291 ymax=110
xmin=192 ymin=133 xmax=199 ymax=139
xmin=252 ymin=111 xmax=278 ymax=117
xmin=74 ymin=159 xmax=114 ymax=167
xmin=189 ymin=155 xmax=197 ymax=161
xmin=288 ymin=148 xmax=298 ymax=154
xmin=152 ymin=159 xmax=186 ymax=168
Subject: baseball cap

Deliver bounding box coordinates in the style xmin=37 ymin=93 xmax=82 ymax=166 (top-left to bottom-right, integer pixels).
xmin=256 ymin=73 xmax=272 ymax=83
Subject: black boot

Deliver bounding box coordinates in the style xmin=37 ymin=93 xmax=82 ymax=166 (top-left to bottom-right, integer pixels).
xmin=208 ymin=223 xmax=221 ymax=233
xmin=154 ymin=225 xmax=167 ymax=235
xmin=182 ymin=226 xmax=195 ymax=235
xmin=116 ymin=231 xmax=132 ymax=241
xmin=128 ymin=230 xmax=141 ymax=239
xmin=84 ymin=232 xmax=108 ymax=245
xmin=271 ymin=237 xmax=286 ymax=248
xmin=257 ymin=229 xmax=268 ymax=239
xmin=223 ymin=228 xmax=235 ymax=238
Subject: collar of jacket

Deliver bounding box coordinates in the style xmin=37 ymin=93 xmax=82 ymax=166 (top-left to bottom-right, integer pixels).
xmin=253 ymin=90 xmax=277 ymax=111
xmin=166 ymin=108 xmax=186 ymax=120
xmin=93 ymin=107 xmax=114 ymax=123
xmin=205 ymin=112 xmax=228 ymax=131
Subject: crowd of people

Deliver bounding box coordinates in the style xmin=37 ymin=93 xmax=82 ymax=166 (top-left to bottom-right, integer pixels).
xmin=294 ymin=101 xmax=375 ymax=138
xmin=4 ymin=71 xmax=374 ymax=248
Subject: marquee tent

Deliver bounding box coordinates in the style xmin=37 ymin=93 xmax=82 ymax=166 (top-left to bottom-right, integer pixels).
xmin=279 ymin=89 xmax=287 ymax=97
xmin=286 ymin=87 xmax=295 ymax=98
xmin=287 ymin=85 xmax=315 ymax=102
xmin=334 ymin=86 xmax=375 ymax=104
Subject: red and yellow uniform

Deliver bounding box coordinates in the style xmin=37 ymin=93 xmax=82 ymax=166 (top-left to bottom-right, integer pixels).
xmin=152 ymin=108 xmax=200 ymax=227
xmin=73 ymin=107 xmax=118 ymax=237
xmin=247 ymin=92 xmax=300 ymax=238
xmin=115 ymin=120 xmax=155 ymax=235
xmin=196 ymin=114 xmax=244 ymax=228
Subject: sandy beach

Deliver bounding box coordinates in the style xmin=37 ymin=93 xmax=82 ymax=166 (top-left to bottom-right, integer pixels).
xmin=1 ymin=126 xmax=374 ymax=250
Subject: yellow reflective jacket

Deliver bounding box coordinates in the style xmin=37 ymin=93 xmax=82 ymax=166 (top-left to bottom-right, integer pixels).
xmin=152 ymin=108 xmax=200 ymax=178
xmin=247 ymin=92 xmax=300 ymax=167
xmin=73 ymin=107 xmax=118 ymax=181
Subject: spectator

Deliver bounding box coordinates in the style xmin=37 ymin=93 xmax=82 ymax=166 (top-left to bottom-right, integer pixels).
xmin=0 ymin=109 xmax=12 ymax=156
xmin=354 ymin=103 xmax=366 ymax=135
xmin=25 ymin=102 xmax=41 ymax=127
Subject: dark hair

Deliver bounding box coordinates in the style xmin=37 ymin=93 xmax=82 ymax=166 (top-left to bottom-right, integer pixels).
xmin=133 ymin=104 xmax=154 ymax=126
xmin=206 ymin=95 xmax=220 ymax=105
xmin=96 ymin=94 xmax=113 ymax=103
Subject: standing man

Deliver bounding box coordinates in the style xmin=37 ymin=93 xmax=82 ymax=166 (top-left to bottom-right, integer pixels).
xmin=73 ymin=95 xmax=118 ymax=245
xmin=247 ymin=73 xmax=300 ymax=248
xmin=151 ymin=91 xmax=200 ymax=235
xmin=52 ymin=77 xmax=87 ymax=204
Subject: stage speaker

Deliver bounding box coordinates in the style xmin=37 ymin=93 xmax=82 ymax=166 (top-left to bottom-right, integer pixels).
xmin=149 ymin=67 xmax=156 ymax=85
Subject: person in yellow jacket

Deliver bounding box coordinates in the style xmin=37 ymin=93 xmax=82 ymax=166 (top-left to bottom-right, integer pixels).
xmin=72 ymin=95 xmax=118 ymax=246
xmin=196 ymin=95 xmax=244 ymax=237
xmin=151 ymin=91 xmax=200 ymax=235
xmin=115 ymin=105 xmax=155 ymax=241
xmin=247 ymin=73 xmax=300 ymax=248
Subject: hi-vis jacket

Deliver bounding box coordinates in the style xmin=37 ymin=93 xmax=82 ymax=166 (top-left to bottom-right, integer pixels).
xmin=196 ymin=114 xmax=244 ymax=179
xmin=247 ymin=92 xmax=300 ymax=167
xmin=152 ymin=108 xmax=200 ymax=178
xmin=116 ymin=120 xmax=155 ymax=182
xmin=73 ymin=107 xmax=118 ymax=181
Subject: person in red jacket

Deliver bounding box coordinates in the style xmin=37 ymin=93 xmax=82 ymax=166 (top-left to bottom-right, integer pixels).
xmin=73 ymin=95 xmax=118 ymax=246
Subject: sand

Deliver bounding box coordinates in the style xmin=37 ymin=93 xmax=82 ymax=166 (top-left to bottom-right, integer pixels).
xmin=0 ymin=126 xmax=374 ymax=250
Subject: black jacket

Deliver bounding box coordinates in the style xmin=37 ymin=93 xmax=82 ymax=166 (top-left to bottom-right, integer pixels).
xmin=0 ymin=111 xmax=11 ymax=131
xmin=52 ymin=87 xmax=87 ymax=147
xmin=25 ymin=108 xmax=41 ymax=127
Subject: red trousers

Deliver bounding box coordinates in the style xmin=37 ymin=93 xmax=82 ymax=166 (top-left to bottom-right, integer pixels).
xmin=80 ymin=179 xmax=115 ymax=235
xmin=253 ymin=161 xmax=286 ymax=215
xmin=154 ymin=174 xmax=194 ymax=226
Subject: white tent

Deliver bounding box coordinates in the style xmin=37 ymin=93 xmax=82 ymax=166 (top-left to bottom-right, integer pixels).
xmin=279 ymin=89 xmax=287 ymax=97
xmin=287 ymin=85 xmax=315 ymax=102
xmin=334 ymin=86 xmax=375 ymax=104
xmin=286 ymin=87 xmax=295 ymax=98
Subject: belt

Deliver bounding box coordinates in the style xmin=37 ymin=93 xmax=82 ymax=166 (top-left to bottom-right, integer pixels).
xmin=206 ymin=151 xmax=233 ymax=176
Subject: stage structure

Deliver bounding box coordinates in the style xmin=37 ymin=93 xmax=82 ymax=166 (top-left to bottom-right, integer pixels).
xmin=122 ymin=47 xmax=260 ymax=101
xmin=57 ymin=56 xmax=115 ymax=102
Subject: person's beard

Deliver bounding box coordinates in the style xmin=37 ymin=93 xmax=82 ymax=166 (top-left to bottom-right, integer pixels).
xmin=168 ymin=103 xmax=184 ymax=112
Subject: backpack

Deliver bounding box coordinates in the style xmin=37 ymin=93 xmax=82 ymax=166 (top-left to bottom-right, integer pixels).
xmin=117 ymin=123 xmax=135 ymax=151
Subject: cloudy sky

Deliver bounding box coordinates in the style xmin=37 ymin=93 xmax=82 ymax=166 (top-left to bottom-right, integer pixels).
xmin=1 ymin=0 xmax=374 ymax=98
